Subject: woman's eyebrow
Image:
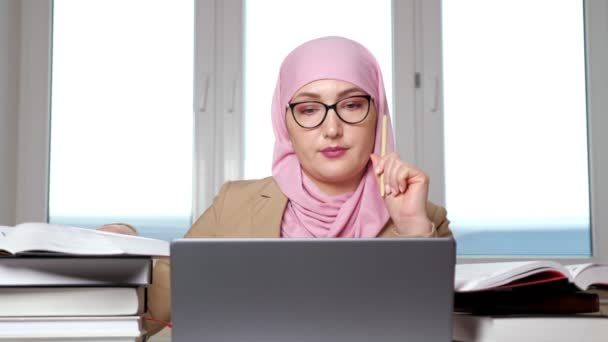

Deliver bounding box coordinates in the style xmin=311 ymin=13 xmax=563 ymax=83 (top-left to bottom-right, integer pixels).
xmin=292 ymin=92 xmax=321 ymax=101
xmin=292 ymin=88 xmax=366 ymax=102
xmin=337 ymin=88 xmax=366 ymax=98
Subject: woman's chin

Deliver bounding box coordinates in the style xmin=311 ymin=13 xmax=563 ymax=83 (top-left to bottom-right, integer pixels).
xmin=317 ymin=168 xmax=366 ymax=184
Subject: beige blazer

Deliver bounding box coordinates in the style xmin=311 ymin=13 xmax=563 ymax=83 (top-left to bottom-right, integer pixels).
xmin=145 ymin=177 xmax=453 ymax=336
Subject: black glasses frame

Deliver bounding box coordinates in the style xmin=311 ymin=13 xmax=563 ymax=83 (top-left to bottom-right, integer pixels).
xmin=286 ymin=95 xmax=372 ymax=129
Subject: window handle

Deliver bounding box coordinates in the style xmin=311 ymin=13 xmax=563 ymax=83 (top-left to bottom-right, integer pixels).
xmin=227 ymin=78 xmax=237 ymax=113
xmin=429 ymin=75 xmax=440 ymax=113
xmin=198 ymin=75 xmax=210 ymax=112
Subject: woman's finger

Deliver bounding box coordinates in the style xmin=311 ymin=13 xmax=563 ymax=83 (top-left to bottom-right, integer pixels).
xmin=391 ymin=159 xmax=407 ymax=196
xmin=381 ymin=155 xmax=393 ymax=195
xmin=369 ymin=153 xmax=385 ymax=176
xmin=97 ymin=224 xmax=138 ymax=236
xmin=396 ymin=164 xmax=409 ymax=194
xmin=385 ymin=152 xmax=401 ymax=196
xmin=387 ymin=155 xmax=402 ymax=196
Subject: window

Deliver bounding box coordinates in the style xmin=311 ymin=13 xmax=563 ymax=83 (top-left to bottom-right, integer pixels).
xmin=19 ymin=0 xmax=608 ymax=259
xmin=442 ymin=0 xmax=590 ymax=255
xmin=48 ymin=0 xmax=194 ymax=240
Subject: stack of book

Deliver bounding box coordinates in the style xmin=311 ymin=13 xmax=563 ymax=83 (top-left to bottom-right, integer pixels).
xmin=0 ymin=222 xmax=169 ymax=341
xmin=453 ymin=261 xmax=608 ymax=342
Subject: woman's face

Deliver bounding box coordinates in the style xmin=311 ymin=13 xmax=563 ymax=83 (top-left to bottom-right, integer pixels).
xmin=286 ymin=79 xmax=377 ymax=195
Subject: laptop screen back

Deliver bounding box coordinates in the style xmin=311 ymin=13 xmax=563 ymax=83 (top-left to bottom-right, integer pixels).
xmin=170 ymin=238 xmax=455 ymax=342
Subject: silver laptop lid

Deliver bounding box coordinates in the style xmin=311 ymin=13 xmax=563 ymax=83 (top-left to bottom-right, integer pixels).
xmin=170 ymin=238 xmax=455 ymax=342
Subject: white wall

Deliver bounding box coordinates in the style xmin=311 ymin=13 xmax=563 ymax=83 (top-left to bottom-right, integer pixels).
xmin=0 ymin=0 xmax=20 ymax=226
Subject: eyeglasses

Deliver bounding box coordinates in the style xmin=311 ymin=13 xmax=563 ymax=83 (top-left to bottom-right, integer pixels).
xmin=286 ymin=95 xmax=372 ymax=129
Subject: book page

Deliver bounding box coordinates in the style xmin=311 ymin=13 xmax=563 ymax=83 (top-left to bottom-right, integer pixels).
xmin=2 ymin=222 xmax=168 ymax=256
xmin=567 ymin=263 xmax=608 ymax=290
xmin=566 ymin=263 xmax=594 ymax=278
xmin=92 ymin=228 xmax=169 ymax=256
xmin=455 ymin=260 xmax=569 ymax=292
xmin=5 ymin=223 xmax=122 ymax=255
xmin=0 ymin=226 xmax=10 ymax=255
xmin=0 ymin=316 xmax=141 ymax=338
xmin=0 ymin=226 xmax=10 ymax=237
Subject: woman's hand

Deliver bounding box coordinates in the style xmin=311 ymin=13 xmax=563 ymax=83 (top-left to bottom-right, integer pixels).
xmin=370 ymin=152 xmax=433 ymax=236
xmin=96 ymin=223 xmax=138 ymax=236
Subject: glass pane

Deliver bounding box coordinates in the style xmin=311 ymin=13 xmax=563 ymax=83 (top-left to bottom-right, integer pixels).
xmin=244 ymin=0 xmax=393 ymax=179
xmin=49 ymin=0 xmax=194 ymax=240
xmin=443 ymin=0 xmax=590 ymax=255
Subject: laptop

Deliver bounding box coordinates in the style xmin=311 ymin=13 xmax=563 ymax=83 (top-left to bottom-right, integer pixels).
xmin=170 ymin=238 xmax=455 ymax=342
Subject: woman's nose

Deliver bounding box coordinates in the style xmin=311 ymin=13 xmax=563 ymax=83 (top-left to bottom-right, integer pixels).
xmin=322 ymin=109 xmax=343 ymax=138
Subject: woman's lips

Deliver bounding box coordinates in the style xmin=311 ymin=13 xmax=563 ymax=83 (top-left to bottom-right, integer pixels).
xmin=320 ymin=146 xmax=348 ymax=158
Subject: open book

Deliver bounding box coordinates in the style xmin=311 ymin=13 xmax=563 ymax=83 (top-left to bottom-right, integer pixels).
xmin=0 ymin=222 xmax=169 ymax=257
xmin=455 ymin=260 xmax=608 ymax=292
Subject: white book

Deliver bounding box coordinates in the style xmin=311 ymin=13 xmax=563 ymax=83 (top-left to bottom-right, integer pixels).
xmin=455 ymin=261 xmax=608 ymax=292
xmin=0 ymin=222 xmax=168 ymax=257
xmin=453 ymin=314 xmax=608 ymax=342
xmin=0 ymin=257 xmax=151 ymax=286
xmin=0 ymin=337 xmax=142 ymax=342
xmin=0 ymin=316 xmax=142 ymax=340
xmin=0 ymin=287 xmax=144 ymax=317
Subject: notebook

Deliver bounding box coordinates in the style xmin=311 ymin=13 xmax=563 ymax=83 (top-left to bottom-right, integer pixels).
xmin=170 ymin=238 xmax=455 ymax=342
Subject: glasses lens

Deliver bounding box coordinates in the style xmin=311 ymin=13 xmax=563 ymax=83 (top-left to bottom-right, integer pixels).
xmin=292 ymin=102 xmax=325 ymax=127
xmin=336 ymin=96 xmax=370 ymax=123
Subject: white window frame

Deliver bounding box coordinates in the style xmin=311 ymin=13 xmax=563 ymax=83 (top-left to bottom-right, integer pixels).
xmin=419 ymin=0 xmax=608 ymax=263
xmin=0 ymin=0 xmax=20 ymax=226
xmin=193 ymin=0 xmax=243 ymax=218
xmin=16 ymin=0 xmax=52 ymax=224
xmin=16 ymin=0 xmax=607 ymax=262
xmin=583 ymin=0 xmax=608 ymax=263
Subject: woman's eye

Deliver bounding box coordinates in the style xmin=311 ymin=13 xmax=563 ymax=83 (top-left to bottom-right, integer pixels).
xmin=297 ymin=106 xmax=321 ymax=115
xmin=341 ymin=101 xmax=363 ymax=110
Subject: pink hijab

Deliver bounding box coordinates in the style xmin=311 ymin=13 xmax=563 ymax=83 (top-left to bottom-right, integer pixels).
xmin=271 ymin=36 xmax=395 ymax=238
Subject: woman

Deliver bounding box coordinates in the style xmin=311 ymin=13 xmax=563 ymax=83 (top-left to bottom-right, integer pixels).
xmin=105 ymin=36 xmax=452 ymax=336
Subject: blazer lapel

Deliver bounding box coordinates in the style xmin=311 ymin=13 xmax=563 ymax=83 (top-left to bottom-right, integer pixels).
xmin=250 ymin=178 xmax=288 ymax=238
